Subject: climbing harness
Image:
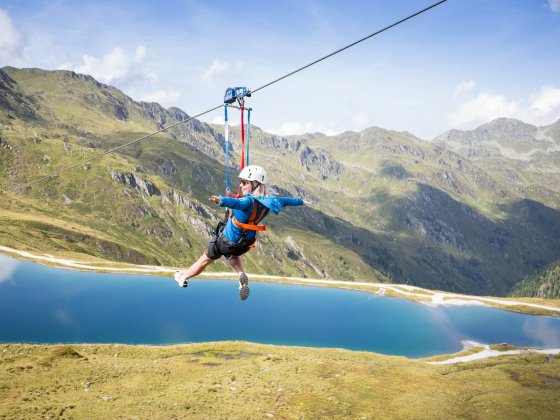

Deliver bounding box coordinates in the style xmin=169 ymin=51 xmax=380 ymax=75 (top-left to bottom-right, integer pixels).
xmin=209 ymin=199 xmax=267 ymax=258
xmin=223 ymin=87 xmax=252 ymax=195
xmin=232 ymin=201 xmax=268 ymax=232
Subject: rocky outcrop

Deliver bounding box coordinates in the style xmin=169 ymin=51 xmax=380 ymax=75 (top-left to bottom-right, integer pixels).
xmin=153 ymin=159 xmax=178 ymax=177
xmin=260 ymin=134 xmax=304 ymax=153
xmin=139 ymin=102 xmax=168 ymax=129
xmin=0 ymin=137 xmax=15 ymax=152
xmin=109 ymin=169 xmax=161 ymax=196
xmin=544 ymin=119 xmax=560 ymax=141
xmin=431 ymin=118 xmax=557 ymax=162
xmin=82 ymin=91 xmax=129 ymax=121
xmin=434 ymin=118 xmax=538 ymax=145
xmin=298 ymin=145 xmax=341 ymax=181
xmin=182 ymin=213 xmax=212 ymax=240
xmin=167 ymin=188 xmax=215 ymax=220
xmin=167 ymin=107 xmax=208 ymax=133
xmin=63 ymin=69 xmax=106 ymax=89
xmin=0 ymin=68 xmax=39 ymax=120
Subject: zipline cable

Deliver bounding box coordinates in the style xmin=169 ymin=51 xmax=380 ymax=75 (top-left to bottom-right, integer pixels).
xmin=250 ymin=0 xmax=447 ymax=95
xmin=8 ymin=105 xmax=223 ymax=193
xmin=6 ymin=0 xmax=447 ymax=194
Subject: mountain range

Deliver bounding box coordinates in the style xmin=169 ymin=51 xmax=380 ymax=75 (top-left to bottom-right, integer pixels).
xmin=1 ymin=66 xmax=559 ymax=297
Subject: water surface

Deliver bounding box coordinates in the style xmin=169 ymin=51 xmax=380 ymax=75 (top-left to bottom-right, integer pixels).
xmin=1 ymin=254 xmax=559 ymax=358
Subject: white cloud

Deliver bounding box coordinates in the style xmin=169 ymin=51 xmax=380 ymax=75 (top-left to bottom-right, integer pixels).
xmin=74 ymin=47 xmax=131 ymax=83
xmin=449 ymin=93 xmax=520 ymax=129
xmin=351 ymin=113 xmax=370 ymax=126
xmin=0 ymin=10 xmax=22 ymax=65
xmin=270 ymin=121 xmax=337 ymax=136
xmin=549 ymin=0 xmax=560 ymax=13
xmin=453 ymin=80 xmax=476 ymax=98
xmin=529 ymin=85 xmax=560 ymax=120
xmin=142 ymin=68 xmax=159 ymax=85
xmin=0 ymin=255 xmax=20 ymax=284
xmin=134 ymin=45 xmax=147 ymax=62
xmin=139 ymin=89 xmax=181 ymax=107
xmin=522 ymin=317 xmax=560 ymax=347
xmin=66 ymin=45 xmax=161 ymax=96
xmin=211 ymin=115 xmax=224 ymax=125
xmin=202 ymin=58 xmax=243 ymax=88
xmin=449 ymin=85 xmax=560 ymax=130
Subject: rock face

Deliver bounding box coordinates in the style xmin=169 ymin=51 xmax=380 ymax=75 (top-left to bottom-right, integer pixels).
xmin=298 ymin=145 xmax=341 ymax=180
xmin=0 ymin=137 xmax=15 ymax=152
xmin=545 ymin=119 xmax=560 ymax=141
xmin=139 ymin=102 xmax=169 ymax=129
xmin=435 ymin=118 xmax=538 ymax=145
xmin=109 ymin=169 xmax=161 ymax=196
xmin=433 ymin=118 xmax=560 ymax=159
xmin=0 ymin=68 xmax=39 ymax=120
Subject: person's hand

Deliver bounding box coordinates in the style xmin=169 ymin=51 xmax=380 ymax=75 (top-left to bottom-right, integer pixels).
xmin=209 ymin=195 xmax=221 ymax=204
xmin=303 ymin=200 xmax=311 ymax=205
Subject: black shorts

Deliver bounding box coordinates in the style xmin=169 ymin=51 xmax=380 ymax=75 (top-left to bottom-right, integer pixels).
xmin=206 ymin=234 xmax=254 ymax=260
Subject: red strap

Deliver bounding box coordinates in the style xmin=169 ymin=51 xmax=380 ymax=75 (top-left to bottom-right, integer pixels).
xmin=240 ymin=104 xmax=245 ymax=169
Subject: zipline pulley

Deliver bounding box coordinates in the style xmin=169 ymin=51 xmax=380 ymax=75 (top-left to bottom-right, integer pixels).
xmin=223 ymin=87 xmax=252 ymax=196
xmin=224 ymin=86 xmax=251 ymax=107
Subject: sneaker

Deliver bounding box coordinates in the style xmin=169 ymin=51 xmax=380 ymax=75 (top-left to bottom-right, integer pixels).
xmin=174 ymin=271 xmax=188 ymax=288
xmin=239 ymin=272 xmax=250 ymax=300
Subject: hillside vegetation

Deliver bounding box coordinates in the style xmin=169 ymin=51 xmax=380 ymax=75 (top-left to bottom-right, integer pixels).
xmin=511 ymin=260 xmax=560 ymax=298
xmin=1 ymin=342 xmax=560 ymax=419
xmin=2 ymin=66 xmax=560 ymax=296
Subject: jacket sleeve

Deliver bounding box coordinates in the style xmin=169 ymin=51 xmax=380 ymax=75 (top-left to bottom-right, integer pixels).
xmin=277 ymin=197 xmax=304 ymax=207
xmin=218 ymin=195 xmax=253 ymax=211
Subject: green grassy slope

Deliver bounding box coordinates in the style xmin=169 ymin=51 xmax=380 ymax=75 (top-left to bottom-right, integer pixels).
xmin=246 ymin=125 xmax=560 ymax=295
xmin=2 ymin=66 xmax=560 ymax=296
xmin=1 ymin=343 xmax=559 ymax=419
xmin=0 ymin=67 xmax=380 ymax=282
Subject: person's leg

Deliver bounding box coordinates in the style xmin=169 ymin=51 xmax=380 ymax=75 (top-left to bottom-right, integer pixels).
xmin=228 ymin=256 xmax=250 ymax=300
xmin=227 ymin=256 xmax=245 ymax=274
xmin=175 ymin=252 xmax=214 ymax=286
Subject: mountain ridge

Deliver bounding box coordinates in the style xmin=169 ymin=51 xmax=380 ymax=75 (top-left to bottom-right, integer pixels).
xmin=1 ymin=66 xmax=560 ymax=297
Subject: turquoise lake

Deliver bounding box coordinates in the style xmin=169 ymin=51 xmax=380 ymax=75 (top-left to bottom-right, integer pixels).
xmin=1 ymin=254 xmax=559 ymax=358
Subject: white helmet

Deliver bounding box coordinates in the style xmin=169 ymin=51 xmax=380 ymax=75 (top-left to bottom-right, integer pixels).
xmin=239 ymin=165 xmax=267 ymax=184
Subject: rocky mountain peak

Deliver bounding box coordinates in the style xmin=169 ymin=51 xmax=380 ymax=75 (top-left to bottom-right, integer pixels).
xmin=544 ymin=118 xmax=560 ymax=141
xmin=434 ymin=118 xmax=538 ymax=146
xmin=478 ymin=118 xmax=537 ymax=142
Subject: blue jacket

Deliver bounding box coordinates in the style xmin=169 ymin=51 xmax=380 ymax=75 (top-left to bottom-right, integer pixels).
xmin=217 ymin=194 xmax=304 ymax=244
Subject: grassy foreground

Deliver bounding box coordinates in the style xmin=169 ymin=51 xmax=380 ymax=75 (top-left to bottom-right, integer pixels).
xmin=1 ymin=342 xmax=559 ymax=419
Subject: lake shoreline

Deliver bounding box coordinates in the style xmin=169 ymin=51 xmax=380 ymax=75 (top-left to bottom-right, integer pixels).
xmin=2 ymin=245 xmax=560 ymax=364
xmin=2 ymin=244 xmax=559 ymax=316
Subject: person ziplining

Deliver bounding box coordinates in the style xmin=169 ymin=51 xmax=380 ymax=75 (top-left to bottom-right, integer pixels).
xmin=173 ymin=88 xmax=306 ymax=300
xmin=6 ymin=1 xmax=448 ymax=299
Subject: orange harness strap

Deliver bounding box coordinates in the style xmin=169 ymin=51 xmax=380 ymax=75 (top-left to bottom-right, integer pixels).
xmin=232 ymin=203 xmax=267 ymax=231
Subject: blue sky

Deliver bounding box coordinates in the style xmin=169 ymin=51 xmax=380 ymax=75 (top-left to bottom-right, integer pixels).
xmin=1 ymin=0 xmax=559 ymax=139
